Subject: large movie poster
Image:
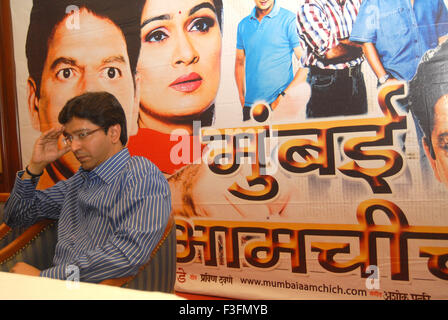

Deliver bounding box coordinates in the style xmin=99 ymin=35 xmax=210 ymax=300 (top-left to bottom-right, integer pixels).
xmin=10 ymin=0 xmax=448 ymax=299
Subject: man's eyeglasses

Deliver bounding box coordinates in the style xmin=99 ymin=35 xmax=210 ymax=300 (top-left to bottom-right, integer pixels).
xmin=62 ymin=127 xmax=104 ymax=145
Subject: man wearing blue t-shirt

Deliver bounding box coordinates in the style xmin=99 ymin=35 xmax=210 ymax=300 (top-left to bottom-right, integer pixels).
xmin=235 ymin=0 xmax=306 ymax=121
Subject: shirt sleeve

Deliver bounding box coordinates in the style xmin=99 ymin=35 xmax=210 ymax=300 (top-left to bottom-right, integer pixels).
xmin=236 ymin=19 xmax=245 ymax=50
xmin=297 ymin=2 xmax=337 ymax=58
xmin=3 ymin=172 xmax=67 ymax=228
xmin=436 ymin=0 xmax=448 ymax=39
xmin=349 ymin=0 xmax=378 ymax=43
xmin=287 ymin=13 xmax=301 ymax=49
xmin=40 ymin=163 xmax=172 ymax=282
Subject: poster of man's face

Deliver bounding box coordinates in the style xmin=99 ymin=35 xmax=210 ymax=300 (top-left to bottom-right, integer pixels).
xmin=23 ymin=0 xmax=142 ymax=180
xmin=409 ymin=41 xmax=448 ymax=189
xmin=426 ymin=94 xmax=448 ymax=186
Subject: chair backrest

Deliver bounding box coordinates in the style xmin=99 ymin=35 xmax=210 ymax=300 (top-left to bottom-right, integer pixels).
xmin=0 ymin=219 xmax=57 ymax=272
xmin=126 ymin=219 xmax=177 ymax=292
xmin=100 ymin=215 xmax=177 ymax=293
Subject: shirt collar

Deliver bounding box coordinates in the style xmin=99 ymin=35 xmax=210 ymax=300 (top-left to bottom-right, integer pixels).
xmin=250 ymin=1 xmax=280 ymax=20
xmin=80 ymin=148 xmax=130 ymax=184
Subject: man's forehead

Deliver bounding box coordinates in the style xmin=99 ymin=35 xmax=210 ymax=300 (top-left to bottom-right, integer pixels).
xmin=435 ymin=95 xmax=448 ymax=119
xmin=433 ymin=95 xmax=448 ymax=132
xmin=47 ymin=10 xmax=128 ymax=59
xmin=63 ymin=117 xmax=97 ymax=131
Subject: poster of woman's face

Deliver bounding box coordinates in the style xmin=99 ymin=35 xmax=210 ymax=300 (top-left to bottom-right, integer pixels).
xmin=138 ymin=0 xmax=223 ymax=134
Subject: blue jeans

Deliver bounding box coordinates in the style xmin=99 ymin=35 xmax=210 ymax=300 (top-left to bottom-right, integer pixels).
xmin=305 ymin=65 xmax=367 ymax=198
xmin=243 ymin=106 xmax=252 ymax=122
xmin=306 ymin=65 xmax=367 ymax=118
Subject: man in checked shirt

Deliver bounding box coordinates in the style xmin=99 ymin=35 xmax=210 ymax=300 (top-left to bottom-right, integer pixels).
xmin=297 ymin=0 xmax=367 ymax=118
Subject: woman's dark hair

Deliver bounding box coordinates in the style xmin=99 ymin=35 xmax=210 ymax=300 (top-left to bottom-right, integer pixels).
xmin=213 ymin=0 xmax=223 ymax=30
xmin=203 ymin=0 xmax=222 ymax=126
xmin=26 ymin=0 xmax=145 ymax=98
xmin=58 ymin=91 xmax=128 ymax=145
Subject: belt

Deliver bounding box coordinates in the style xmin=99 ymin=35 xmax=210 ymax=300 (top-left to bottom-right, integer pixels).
xmin=310 ymin=65 xmax=361 ymax=78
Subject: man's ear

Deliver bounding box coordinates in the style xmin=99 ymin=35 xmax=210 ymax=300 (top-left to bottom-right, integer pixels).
xmin=108 ymin=124 xmax=122 ymax=144
xmin=27 ymin=77 xmax=41 ymax=131
xmin=129 ymin=72 xmax=141 ymax=137
xmin=423 ymin=137 xmax=441 ymax=182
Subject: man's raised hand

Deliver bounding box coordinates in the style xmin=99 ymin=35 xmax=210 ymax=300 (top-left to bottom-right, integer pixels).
xmin=27 ymin=127 xmax=71 ymax=176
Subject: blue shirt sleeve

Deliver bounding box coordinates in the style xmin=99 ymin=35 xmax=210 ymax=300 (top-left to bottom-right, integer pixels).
xmin=4 ymin=172 xmax=67 ymax=228
xmin=436 ymin=0 xmax=448 ymax=39
xmin=287 ymin=13 xmax=300 ymax=49
xmin=236 ymin=19 xmax=245 ymax=50
xmin=349 ymin=0 xmax=378 ymax=43
xmin=40 ymin=162 xmax=172 ymax=282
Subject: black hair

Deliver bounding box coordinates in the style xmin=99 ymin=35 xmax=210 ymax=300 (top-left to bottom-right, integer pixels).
xmin=58 ymin=91 xmax=128 ymax=145
xmin=409 ymin=40 xmax=448 ymax=159
xmin=26 ymin=0 xmax=146 ymax=98
xmin=213 ymin=0 xmax=223 ymax=30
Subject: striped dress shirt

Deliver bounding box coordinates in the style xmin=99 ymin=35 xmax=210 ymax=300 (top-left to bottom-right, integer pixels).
xmin=4 ymin=148 xmax=171 ymax=282
xmin=297 ymin=0 xmax=363 ymax=69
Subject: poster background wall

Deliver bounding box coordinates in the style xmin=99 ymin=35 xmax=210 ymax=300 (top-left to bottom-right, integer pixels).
xmin=9 ymin=0 xmax=448 ymax=299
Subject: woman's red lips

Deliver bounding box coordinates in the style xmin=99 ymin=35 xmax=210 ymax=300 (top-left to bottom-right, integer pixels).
xmin=169 ymin=72 xmax=203 ymax=93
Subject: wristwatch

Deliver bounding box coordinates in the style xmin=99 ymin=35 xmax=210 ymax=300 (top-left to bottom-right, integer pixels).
xmin=378 ymin=73 xmax=391 ymax=85
xmin=26 ymin=164 xmax=44 ymax=177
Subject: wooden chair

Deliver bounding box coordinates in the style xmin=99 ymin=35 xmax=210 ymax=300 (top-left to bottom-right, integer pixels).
xmin=0 ymin=193 xmax=176 ymax=293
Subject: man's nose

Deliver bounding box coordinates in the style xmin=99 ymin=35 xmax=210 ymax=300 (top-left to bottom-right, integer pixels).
xmin=70 ymin=139 xmax=82 ymax=153
xmin=79 ymin=71 xmax=103 ymax=92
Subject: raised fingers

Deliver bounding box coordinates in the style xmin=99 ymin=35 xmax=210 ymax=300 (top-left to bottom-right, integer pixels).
xmin=39 ymin=126 xmax=64 ymax=141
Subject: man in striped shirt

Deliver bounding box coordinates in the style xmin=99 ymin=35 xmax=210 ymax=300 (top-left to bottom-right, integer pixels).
xmin=297 ymin=0 xmax=367 ymax=118
xmin=4 ymin=92 xmax=171 ymax=282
